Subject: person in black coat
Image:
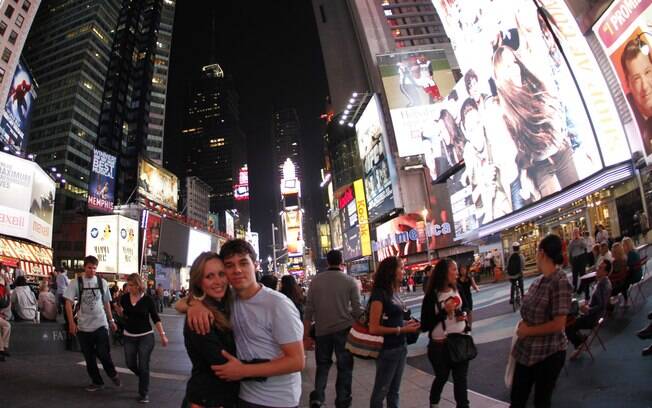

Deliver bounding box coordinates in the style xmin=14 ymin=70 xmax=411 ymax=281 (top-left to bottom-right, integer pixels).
xmin=183 ymin=252 xmax=239 ymax=408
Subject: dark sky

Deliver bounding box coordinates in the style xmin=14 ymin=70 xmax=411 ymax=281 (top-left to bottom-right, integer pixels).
xmin=164 ymin=0 xmax=329 ymax=259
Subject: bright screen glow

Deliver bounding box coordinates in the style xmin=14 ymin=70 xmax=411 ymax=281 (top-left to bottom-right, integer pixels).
xmin=187 ymin=229 xmax=212 ymax=266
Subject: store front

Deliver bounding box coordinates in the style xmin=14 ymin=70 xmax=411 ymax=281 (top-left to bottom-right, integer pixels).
xmin=0 ymin=236 xmax=54 ymax=279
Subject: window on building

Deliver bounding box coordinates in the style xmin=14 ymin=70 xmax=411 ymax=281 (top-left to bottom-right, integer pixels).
xmin=15 ymin=13 xmax=23 ymax=27
xmin=2 ymin=48 xmax=11 ymax=63
xmin=8 ymin=30 xmax=17 ymax=44
xmin=0 ymin=67 xmax=5 ymax=83
xmin=0 ymin=21 xmax=6 ymax=36
xmin=4 ymin=5 xmax=13 ymax=18
xmin=22 ymin=1 xmax=30 ymax=12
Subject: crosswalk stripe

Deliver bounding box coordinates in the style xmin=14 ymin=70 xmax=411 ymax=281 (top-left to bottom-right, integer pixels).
xmin=76 ymin=361 xmax=188 ymax=382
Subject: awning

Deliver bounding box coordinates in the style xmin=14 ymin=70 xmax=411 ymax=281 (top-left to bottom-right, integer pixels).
xmin=0 ymin=236 xmax=53 ymax=276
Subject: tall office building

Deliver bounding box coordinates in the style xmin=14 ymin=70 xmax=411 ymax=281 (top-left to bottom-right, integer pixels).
xmin=0 ymin=0 xmax=41 ymax=152
xmin=272 ymin=108 xmax=302 ymax=184
xmin=382 ymin=0 xmax=449 ymax=48
xmin=182 ymin=64 xmax=246 ymax=214
xmin=25 ymin=0 xmax=122 ymax=206
xmin=97 ymin=0 xmax=176 ymax=204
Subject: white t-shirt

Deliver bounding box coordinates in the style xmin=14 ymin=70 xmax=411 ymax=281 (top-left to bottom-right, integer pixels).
xmin=231 ymin=286 xmax=303 ymax=407
xmin=430 ymin=288 xmax=467 ymax=340
xmin=63 ymin=276 xmax=111 ymax=332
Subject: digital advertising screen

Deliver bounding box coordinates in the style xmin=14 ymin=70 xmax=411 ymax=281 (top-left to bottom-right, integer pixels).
xmin=355 ymin=95 xmax=395 ymax=219
xmin=187 ymin=229 xmax=212 ymax=266
xmin=234 ymin=165 xmax=249 ymax=201
xmin=245 ymin=231 xmax=260 ymax=260
xmin=87 ymin=149 xmax=117 ymax=213
xmin=207 ymin=213 xmax=219 ymax=233
xmin=377 ymin=49 xmax=457 ymax=158
xmin=430 ymin=0 xmax=604 ymax=235
xmin=284 ymin=209 xmax=304 ymax=257
xmin=224 ymin=211 xmax=234 ymax=238
xmin=342 ymin=227 xmax=362 ymax=262
xmin=0 ymin=152 xmax=55 ymax=247
xmin=138 ymin=159 xmax=179 ymax=210
xmin=1 ymin=61 xmax=37 ymax=152
xmin=593 ymin=0 xmax=652 ymax=160
xmin=330 ymin=212 xmax=343 ymax=250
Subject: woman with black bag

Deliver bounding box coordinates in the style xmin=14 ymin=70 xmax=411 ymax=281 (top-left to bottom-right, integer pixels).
xmin=421 ymin=258 xmax=473 ymax=408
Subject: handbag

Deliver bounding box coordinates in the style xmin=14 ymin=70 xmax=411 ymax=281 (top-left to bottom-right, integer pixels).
xmin=504 ymin=324 xmax=519 ymax=388
xmin=435 ymin=297 xmax=477 ymax=363
xmin=345 ymin=300 xmax=384 ymax=359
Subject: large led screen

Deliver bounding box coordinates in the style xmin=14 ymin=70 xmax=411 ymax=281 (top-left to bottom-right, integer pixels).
xmin=1 ymin=61 xmax=37 ymax=152
xmin=187 ymin=229 xmax=212 ymax=266
xmin=88 ymin=149 xmax=117 ymax=213
xmin=138 ymin=159 xmax=179 ymax=210
xmin=377 ymin=49 xmax=457 ymax=158
xmin=0 ymin=152 xmax=55 ymax=247
xmin=431 ymin=0 xmax=604 ymax=237
xmin=343 ymin=227 xmax=362 ymax=262
xmin=284 ymin=209 xmax=304 ymax=257
xmin=593 ymin=0 xmax=652 ymax=159
xmin=355 ymin=95 xmax=395 ymax=219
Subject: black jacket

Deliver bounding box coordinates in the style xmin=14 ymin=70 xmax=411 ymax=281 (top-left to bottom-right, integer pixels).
xmin=420 ymin=291 xmax=449 ymax=337
xmin=184 ymin=321 xmax=239 ymax=408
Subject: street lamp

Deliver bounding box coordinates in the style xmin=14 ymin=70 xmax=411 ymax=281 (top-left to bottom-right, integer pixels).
xmin=421 ymin=208 xmax=432 ymax=262
xmin=271 ymin=223 xmax=279 ymax=275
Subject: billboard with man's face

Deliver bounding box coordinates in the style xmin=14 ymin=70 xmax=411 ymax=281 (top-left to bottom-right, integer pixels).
xmin=430 ymin=0 xmax=604 ymax=238
xmin=138 ymin=159 xmax=179 ymax=210
xmin=1 ymin=61 xmax=37 ymax=152
xmin=593 ymin=0 xmax=652 ymax=159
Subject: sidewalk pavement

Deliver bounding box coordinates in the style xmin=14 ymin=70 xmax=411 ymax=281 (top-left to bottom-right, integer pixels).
xmin=300 ymin=349 xmax=509 ymax=408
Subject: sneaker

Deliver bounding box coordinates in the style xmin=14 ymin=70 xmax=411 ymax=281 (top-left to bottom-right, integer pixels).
xmin=109 ymin=375 xmax=122 ymax=388
xmin=86 ymin=384 xmax=104 ymax=392
xmin=138 ymin=395 xmax=150 ymax=404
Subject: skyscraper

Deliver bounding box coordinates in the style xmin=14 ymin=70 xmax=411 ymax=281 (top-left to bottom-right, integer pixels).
xmin=382 ymin=0 xmax=449 ymax=48
xmin=272 ymin=108 xmax=302 ymax=185
xmin=182 ymin=64 xmax=246 ymax=214
xmin=97 ymin=0 xmax=176 ymax=204
xmin=25 ymin=0 xmax=122 ymax=207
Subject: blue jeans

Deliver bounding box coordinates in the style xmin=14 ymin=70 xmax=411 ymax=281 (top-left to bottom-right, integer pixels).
xmin=370 ymin=345 xmax=407 ymax=408
xmin=124 ymin=333 xmax=155 ymax=397
xmin=309 ymin=327 xmax=353 ymax=407
xmin=77 ymin=327 xmax=117 ymax=385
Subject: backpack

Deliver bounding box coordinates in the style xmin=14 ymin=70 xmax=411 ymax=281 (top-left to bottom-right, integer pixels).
xmin=73 ymin=276 xmax=105 ymax=320
xmin=507 ymin=253 xmax=522 ymax=277
xmin=0 ymin=285 xmax=9 ymax=309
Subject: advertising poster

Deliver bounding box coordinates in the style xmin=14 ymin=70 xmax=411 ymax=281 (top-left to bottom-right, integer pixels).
xmin=87 ymin=149 xmax=117 ymax=213
xmin=353 ymin=179 xmax=372 ymax=257
xmin=564 ymin=0 xmax=615 ymax=33
xmin=138 ymin=159 xmax=179 ymax=210
xmin=245 ymin=231 xmax=260 ymax=259
xmin=330 ymin=212 xmax=343 ymax=250
xmin=377 ymin=49 xmax=457 ymax=158
xmin=187 ymin=229 xmax=212 ymax=266
xmin=284 ymin=209 xmax=304 ymax=257
xmin=430 ymin=0 xmax=603 ymax=235
xmin=86 ymin=215 xmax=119 ymax=273
xmin=145 ymin=212 xmax=161 ymax=259
xmin=343 ymin=227 xmax=361 ymax=262
xmin=234 ymin=165 xmax=249 ymax=201
xmin=0 ymin=152 xmax=55 ymax=247
xmin=593 ymin=0 xmax=652 ymax=158
xmin=207 ymin=213 xmax=219 ymax=233
xmin=118 ymin=216 xmax=139 ymax=275
xmin=224 ymin=211 xmax=234 ymax=238
xmin=355 ymin=95 xmax=395 ymax=218
xmin=0 ymin=61 xmax=37 ymax=152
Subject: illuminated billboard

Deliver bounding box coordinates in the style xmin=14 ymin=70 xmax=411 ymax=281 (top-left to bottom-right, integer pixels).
xmin=245 ymin=231 xmax=260 ymax=260
xmin=0 ymin=152 xmax=55 ymax=247
xmin=330 ymin=212 xmax=343 ymax=250
xmin=284 ymin=209 xmax=304 ymax=257
xmin=187 ymin=229 xmax=212 ymax=266
xmin=342 ymin=227 xmax=361 ymax=262
xmin=353 ymin=179 xmax=372 ymax=257
xmin=1 ymin=61 xmax=37 ymax=152
xmin=281 ymin=158 xmax=300 ymax=196
xmin=429 ymin=0 xmax=604 ymax=236
xmin=234 ymin=165 xmax=249 ymax=201
xmin=224 ymin=211 xmax=234 ymax=238
xmin=138 ymin=159 xmax=179 ymax=210
xmin=355 ymin=96 xmax=395 ymax=217
xmin=377 ymin=49 xmax=457 ymax=158
xmin=207 ymin=213 xmax=219 ymax=233
xmin=86 ymin=215 xmax=138 ymax=274
xmin=593 ymin=0 xmax=652 ymax=160
xmin=87 ymin=149 xmax=117 ymax=213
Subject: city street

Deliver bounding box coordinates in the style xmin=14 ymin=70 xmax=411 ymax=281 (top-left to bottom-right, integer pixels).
xmin=2 ymin=270 xmax=651 ymax=407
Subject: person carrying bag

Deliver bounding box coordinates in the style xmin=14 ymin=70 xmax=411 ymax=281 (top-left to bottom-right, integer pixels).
xmin=421 ymin=258 xmax=475 ymax=408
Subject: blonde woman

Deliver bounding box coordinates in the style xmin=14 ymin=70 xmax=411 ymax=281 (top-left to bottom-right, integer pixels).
xmin=37 ymin=281 xmax=57 ymax=321
xmin=115 ymin=273 xmax=168 ymax=404
xmin=183 ymin=252 xmax=239 ymax=408
xmin=610 ymin=242 xmax=632 ymax=307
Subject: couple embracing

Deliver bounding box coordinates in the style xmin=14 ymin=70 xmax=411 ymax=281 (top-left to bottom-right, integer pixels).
xmin=176 ymin=239 xmax=304 ymax=408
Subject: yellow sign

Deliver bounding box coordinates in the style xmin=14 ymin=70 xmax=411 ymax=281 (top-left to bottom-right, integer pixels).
xmin=353 ymin=179 xmax=372 ymax=257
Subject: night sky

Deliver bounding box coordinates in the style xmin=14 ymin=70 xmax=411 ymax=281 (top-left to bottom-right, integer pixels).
xmin=164 ymin=0 xmax=329 ymax=259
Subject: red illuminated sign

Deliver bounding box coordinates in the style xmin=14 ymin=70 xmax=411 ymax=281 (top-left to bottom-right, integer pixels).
xmin=338 ymin=187 xmax=354 ymax=209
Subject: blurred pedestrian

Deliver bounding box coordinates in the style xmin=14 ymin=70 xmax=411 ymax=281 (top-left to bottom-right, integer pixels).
xmin=11 ymin=276 xmax=37 ymax=321
xmin=280 ymin=275 xmax=305 ymax=320
xmin=457 ymin=264 xmax=479 ymax=327
xmin=55 ymin=268 xmax=69 ymax=315
xmin=260 ymin=274 xmax=278 ymax=290
xmin=38 ymin=281 xmax=57 ymax=322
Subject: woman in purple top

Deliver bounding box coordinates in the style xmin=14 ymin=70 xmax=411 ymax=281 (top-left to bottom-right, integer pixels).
xmin=510 ymin=234 xmax=572 ymax=408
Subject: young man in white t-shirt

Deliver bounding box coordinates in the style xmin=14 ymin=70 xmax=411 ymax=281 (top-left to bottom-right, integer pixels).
xmin=64 ymin=256 xmax=121 ymax=392
xmin=182 ymin=240 xmax=304 ymax=407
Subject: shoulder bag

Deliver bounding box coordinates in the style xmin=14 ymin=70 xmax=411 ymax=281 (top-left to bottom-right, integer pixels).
xmin=435 ymin=297 xmax=477 ymax=363
xmin=345 ymin=297 xmax=384 ymax=359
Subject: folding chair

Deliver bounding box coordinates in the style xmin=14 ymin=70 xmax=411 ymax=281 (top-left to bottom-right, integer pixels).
xmin=641 ymin=256 xmax=649 ymax=279
xmin=628 ymin=279 xmax=647 ymax=306
xmin=574 ymin=317 xmax=606 ymax=361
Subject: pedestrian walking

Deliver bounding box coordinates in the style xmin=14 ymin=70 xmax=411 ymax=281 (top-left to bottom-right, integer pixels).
xmin=407 ymin=275 xmax=415 ymax=293
xmin=368 ymin=256 xmax=421 ymax=408
xmin=55 ymin=268 xmax=69 ymax=315
xmin=510 ymin=234 xmax=572 ymax=408
xmin=163 ymin=288 xmax=170 ymax=308
xmin=182 ymin=252 xmax=239 ymax=408
xmin=155 ymin=284 xmax=164 ymax=312
xmin=303 ymin=250 xmax=363 ymax=408
xmin=115 ymin=273 xmax=168 ymax=403
xmin=64 ymin=256 xmax=121 ymax=391
xmin=180 ymin=239 xmax=304 ymax=407
xmin=422 ymin=258 xmax=471 ymax=408
xmin=457 ymin=264 xmax=479 ymax=327
xmin=280 ymin=275 xmax=305 ymax=321
xmin=568 ymin=228 xmax=588 ymax=292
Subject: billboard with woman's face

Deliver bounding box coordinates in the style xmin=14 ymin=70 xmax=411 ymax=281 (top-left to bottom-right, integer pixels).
xmin=431 ymin=0 xmax=604 ymax=239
